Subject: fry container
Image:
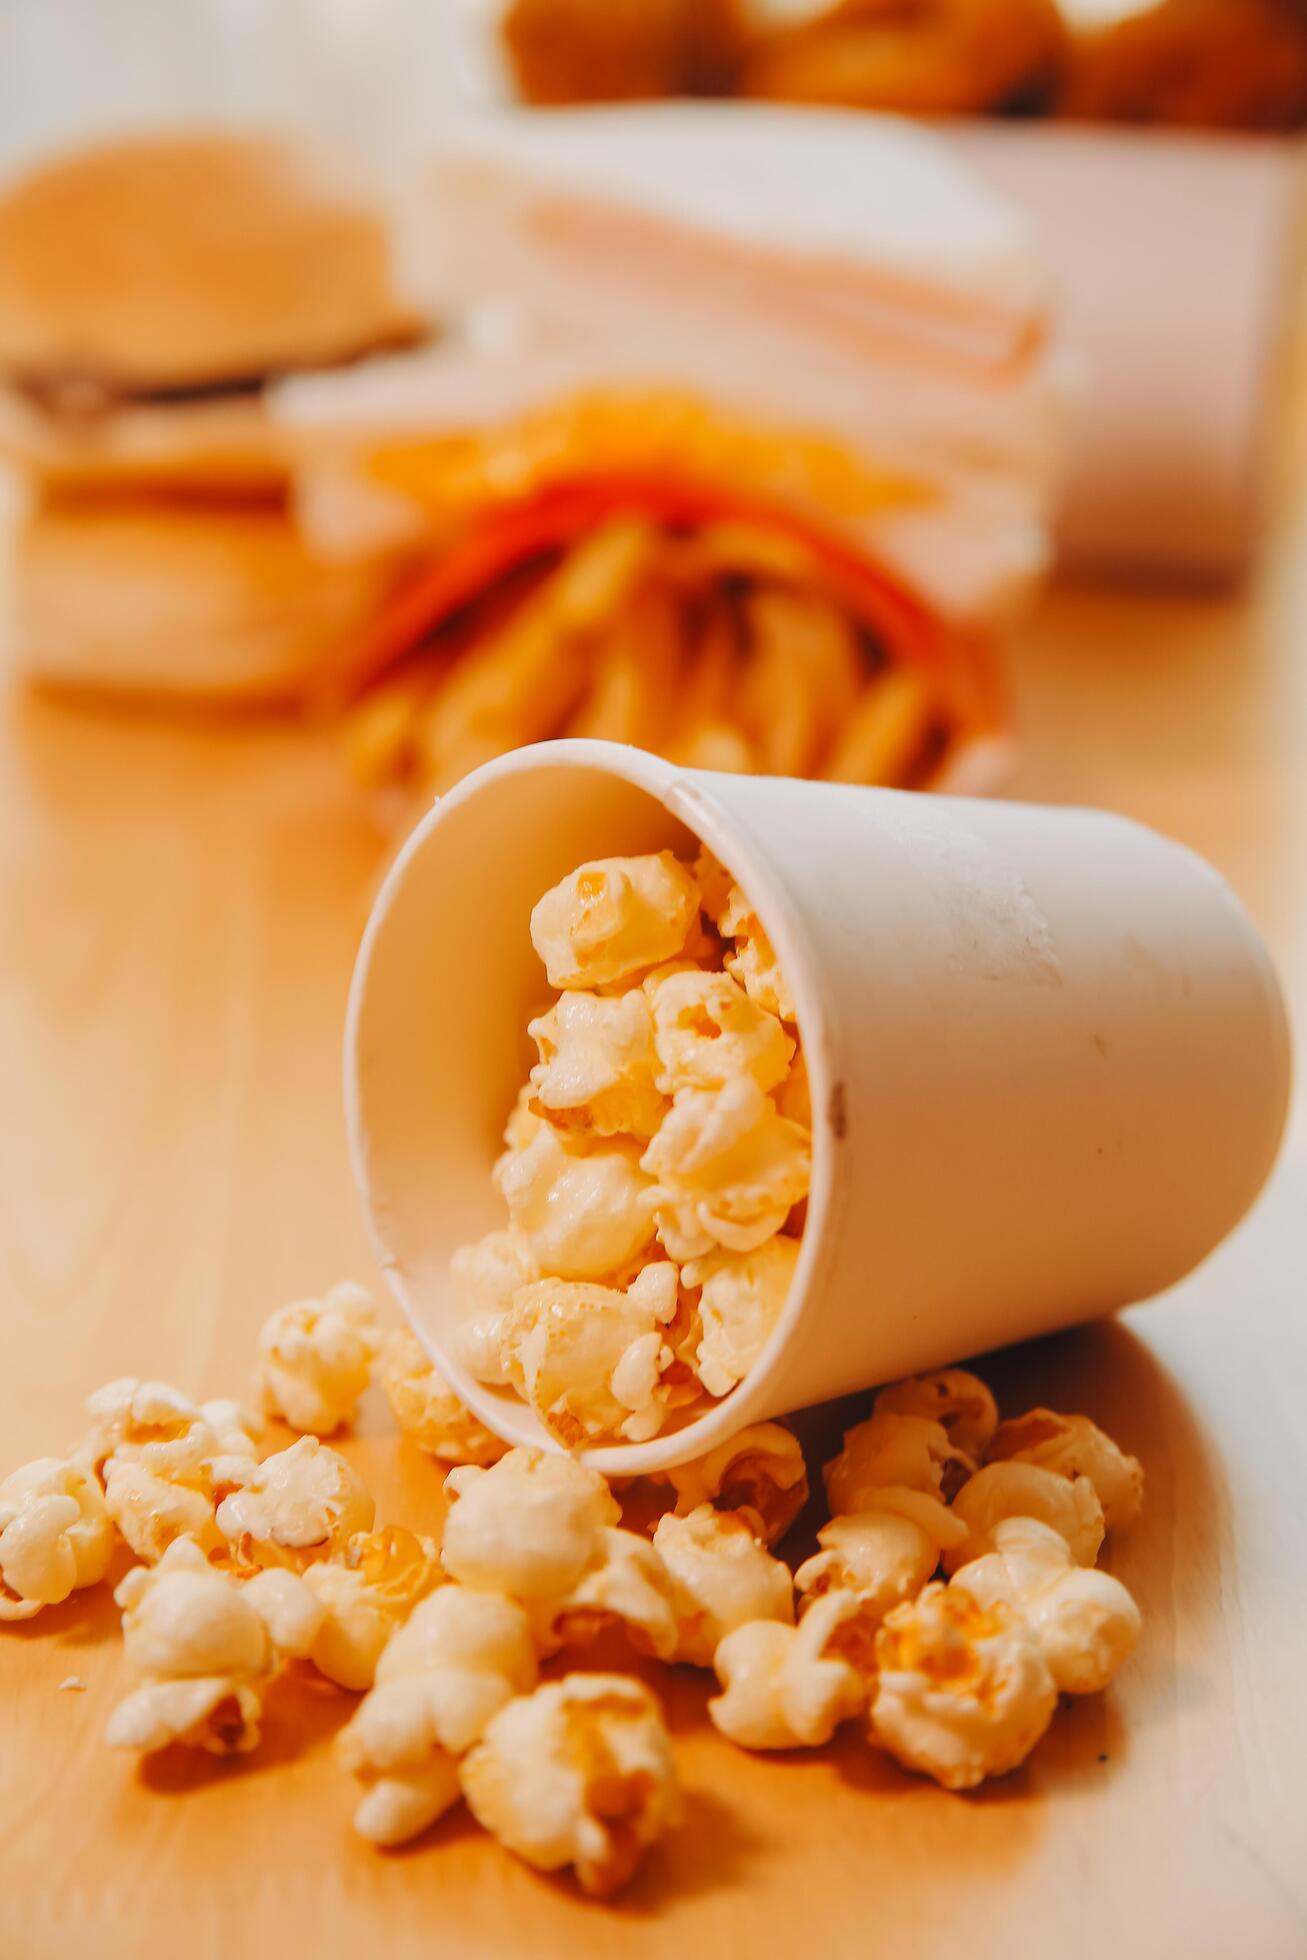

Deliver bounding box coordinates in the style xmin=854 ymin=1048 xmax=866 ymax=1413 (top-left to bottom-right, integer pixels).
xmin=345 ymin=739 xmax=1290 ymax=1473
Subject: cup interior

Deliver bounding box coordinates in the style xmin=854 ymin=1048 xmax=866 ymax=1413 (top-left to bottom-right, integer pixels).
xmin=346 ymin=743 xmax=825 ymax=1473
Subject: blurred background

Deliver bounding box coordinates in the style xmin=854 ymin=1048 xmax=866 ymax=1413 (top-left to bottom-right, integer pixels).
xmin=1 ymin=1 xmax=1304 ymax=813
xmin=0 ymin=1 xmax=1301 ymax=827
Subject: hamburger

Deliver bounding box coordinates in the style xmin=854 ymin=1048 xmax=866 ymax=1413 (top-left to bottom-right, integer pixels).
xmin=0 ymin=129 xmax=424 ymax=489
xmin=1 ymin=130 xmax=425 ymax=702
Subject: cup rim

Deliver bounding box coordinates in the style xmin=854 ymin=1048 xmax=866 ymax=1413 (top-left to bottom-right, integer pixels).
xmin=343 ymin=737 xmax=840 ymax=1474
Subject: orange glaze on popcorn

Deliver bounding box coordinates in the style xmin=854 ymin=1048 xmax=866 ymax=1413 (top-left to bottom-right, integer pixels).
xmin=878 ymin=1587 xmax=1005 ymax=1688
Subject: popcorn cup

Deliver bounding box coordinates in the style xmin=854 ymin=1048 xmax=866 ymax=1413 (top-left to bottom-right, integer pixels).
xmin=345 ymin=739 xmax=1290 ymax=1474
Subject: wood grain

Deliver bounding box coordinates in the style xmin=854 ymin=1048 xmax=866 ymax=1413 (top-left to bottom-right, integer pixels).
xmin=2 ymin=524 xmax=1306 ymax=1958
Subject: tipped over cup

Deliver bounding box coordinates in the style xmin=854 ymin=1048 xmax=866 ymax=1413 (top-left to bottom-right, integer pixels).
xmin=344 ymin=740 xmax=1290 ymax=1474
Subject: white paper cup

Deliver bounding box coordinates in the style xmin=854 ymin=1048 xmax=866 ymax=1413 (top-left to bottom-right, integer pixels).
xmin=345 ymin=739 xmax=1290 ymax=1474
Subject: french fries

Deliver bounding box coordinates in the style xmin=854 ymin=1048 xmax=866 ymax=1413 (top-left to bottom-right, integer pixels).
xmin=822 ymin=670 xmax=934 ymax=786
xmin=344 ymin=516 xmax=963 ymax=808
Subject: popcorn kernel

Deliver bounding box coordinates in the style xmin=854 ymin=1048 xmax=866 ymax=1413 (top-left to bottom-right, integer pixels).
xmin=530 ymin=852 xmax=700 ymax=991
xmin=874 ymin=1370 xmax=1000 ymax=1461
xmin=254 ymin=1282 xmax=382 ymax=1437
xmin=642 ymin=1076 xmax=810 ymax=1261
xmin=215 ymin=1437 xmax=375 ymax=1572
xmin=987 ymin=1409 xmax=1144 ymax=1532
xmin=710 ymin=1588 xmax=870 ymax=1750
xmin=953 ymin=1517 xmax=1141 ymax=1696
xmin=652 ymin=1503 xmax=793 ymax=1666
xmin=461 ymin=1673 xmax=680 ymax=1896
xmin=0 ymin=1459 xmax=113 ymax=1620
xmin=871 ymin=1580 xmax=1058 ymax=1791
xmin=945 ymin=1461 xmax=1106 ymax=1574
xmin=380 ymin=1328 xmax=507 ymax=1467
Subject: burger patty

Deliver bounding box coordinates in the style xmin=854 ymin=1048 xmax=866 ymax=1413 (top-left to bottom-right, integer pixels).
xmin=5 ymin=321 xmax=430 ymax=424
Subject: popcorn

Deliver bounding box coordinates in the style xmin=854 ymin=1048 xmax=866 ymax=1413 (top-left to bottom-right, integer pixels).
xmin=953 ymin=1518 xmax=1142 ymax=1696
xmin=440 ymin=1449 xmax=619 ymax=1601
xmin=709 ymin=1589 xmax=870 ymax=1750
xmin=253 ymin=1282 xmax=383 ymax=1437
xmin=501 ymin=1262 xmax=681 ymax=1446
xmin=79 ymin=1376 xmax=261 ymax=1484
xmin=77 ymin=1378 xmax=202 ymax=1479
xmin=728 ymin=933 xmax=796 ymax=1025
xmin=338 ymin=1585 xmax=538 ymax=1845
xmin=775 ymin=1045 xmax=811 ymax=1128
xmin=652 ymin=1504 xmax=793 ymax=1666
xmin=215 ymin=1437 xmax=375 ymax=1572
xmin=646 ymin=968 xmax=793 ymax=1097
xmin=379 ymin=1328 xmax=507 ymax=1467
xmin=530 ymin=852 xmax=700 ymax=991
xmin=843 ymin=1484 xmax=970 ymax=1560
xmin=103 ymin=1457 xmax=242 ymax=1566
xmin=691 ymin=845 xmax=735 ymax=926
xmin=683 ymin=1236 xmax=800 ymax=1397
xmin=528 ymin=1525 xmax=679 ymax=1662
xmin=304 ymin=1525 xmax=445 ymax=1691
xmin=824 ymin=1411 xmax=975 ymax=1514
xmin=350 ymin=1751 xmax=462 ymax=1851
xmin=987 ymin=1409 xmax=1144 ymax=1532
xmin=641 ymin=1076 xmax=810 ymax=1261
xmin=528 ymin=989 xmax=668 ymax=1139
xmin=0 ymin=1459 xmax=113 ymax=1620
xmin=945 ymin=1462 xmax=1106 ymax=1574
xmin=703 ymin=880 xmax=799 ymax=1026
xmin=0 ymin=1250 xmax=1148 ymax=1899
xmin=795 ymin=1511 xmax=939 ymax=1625
xmin=495 ymin=1120 xmax=657 ymax=1281
xmin=663 ymin=1421 xmax=809 ymax=1545
xmin=447 ymin=847 xmax=809 ymax=1437
xmin=697 ymin=864 xmax=798 ymax=1026
xmin=652 ymin=1272 xmax=711 ymax=1392
xmin=199 ymin=1398 xmax=267 ymax=1458
xmin=106 ymin=1537 xmax=321 ymax=1756
xmin=239 ymin=1565 xmax=328 ymax=1660
xmin=461 ymin=1673 xmax=680 ymax=1896
xmin=502 ymin=1085 xmax=542 ymax=1154
xmin=441 ymin=1455 xmax=676 ymax=1659
xmin=107 ymin=1642 xmax=265 ymax=1758
xmin=874 ymin=1370 xmax=1000 ymax=1461
xmin=448 ymin=1229 xmax=539 ymax=1385
xmin=871 ymin=1580 xmax=1058 ymax=1791
xmin=77 ymin=1378 xmax=261 ymax=1565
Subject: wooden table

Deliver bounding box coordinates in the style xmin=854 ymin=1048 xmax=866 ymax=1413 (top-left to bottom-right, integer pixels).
xmin=2 ymin=515 xmax=1305 ymax=1956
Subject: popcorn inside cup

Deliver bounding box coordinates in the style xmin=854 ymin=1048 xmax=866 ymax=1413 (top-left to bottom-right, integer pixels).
xmin=445 ymin=844 xmax=810 ymax=1450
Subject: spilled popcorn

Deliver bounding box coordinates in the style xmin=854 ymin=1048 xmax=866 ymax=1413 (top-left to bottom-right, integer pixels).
xmin=255 ymin=1283 xmax=383 ymax=1438
xmin=338 ymin=1585 xmax=538 ymax=1845
xmin=0 ymin=1458 xmax=112 ymax=1620
xmin=461 ymin=1673 xmax=680 ymax=1897
xmin=448 ymin=847 xmax=811 ymax=1446
xmin=4 ymin=1318 xmax=1146 ymax=1893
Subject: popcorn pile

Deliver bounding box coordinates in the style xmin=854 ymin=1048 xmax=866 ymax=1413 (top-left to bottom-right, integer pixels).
xmin=445 ymin=846 xmax=812 ymax=1446
xmin=2 ymin=1276 xmax=1145 ymax=1898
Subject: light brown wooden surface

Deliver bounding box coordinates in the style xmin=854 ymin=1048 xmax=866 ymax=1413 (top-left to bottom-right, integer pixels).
xmin=2 ymin=514 xmax=1306 ymax=1956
